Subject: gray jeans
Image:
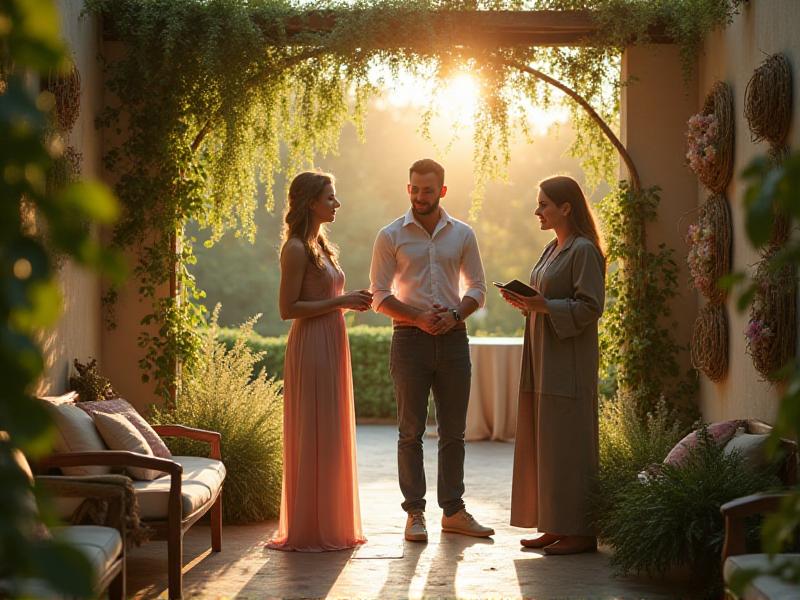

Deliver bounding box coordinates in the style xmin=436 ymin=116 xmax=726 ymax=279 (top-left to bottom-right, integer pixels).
xmin=389 ymin=327 xmax=471 ymax=517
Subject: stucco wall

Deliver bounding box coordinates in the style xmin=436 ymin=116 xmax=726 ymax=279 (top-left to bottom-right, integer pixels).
xmin=620 ymin=44 xmax=699 ymax=409
xmin=40 ymin=2 xmax=164 ymax=414
xmin=97 ymin=39 xmax=167 ymax=414
xmin=36 ymin=1 xmax=105 ymax=395
xmin=697 ymin=0 xmax=800 ymax=423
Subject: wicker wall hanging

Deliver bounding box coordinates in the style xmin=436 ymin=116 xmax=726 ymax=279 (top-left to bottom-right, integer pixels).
xmin=686 ymin=193 xmax=732 ymax=305
xmin=686 ymin=81 xmax=735 ymax=381
xmin=746 ymin=250 xmax=797 ymax=381
xmin=746 ymin=53 xmax=793 ymax=246
xmin=691 ymin=303 xmax=729 ymax=382
xmin=45 ymin=61 xmax=81 ymax=133
xmin=745 ymin=53 xmax=792 ymax=159
xmin=743 ymin=52 xmax=796 ymax=381
xmin=687 ymin=81 xmax=734 ymax=193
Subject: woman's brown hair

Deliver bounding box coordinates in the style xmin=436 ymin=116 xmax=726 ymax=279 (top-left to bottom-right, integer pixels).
xmin=281 ymin=171 xmax=340 ymax=269
xmin=539 ymin=175 xmax=605 ymax=261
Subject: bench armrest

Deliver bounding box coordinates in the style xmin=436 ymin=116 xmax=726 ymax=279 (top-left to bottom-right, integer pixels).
xmin=152 ymin=425 xmax=222 ymax=460
xmin=721 ymin=493 xmax=788 ymax=519
xmin=721 ymin=492 xmax=790 ymax=562
xmin=40 ymin=451 xmax=182 ymax=477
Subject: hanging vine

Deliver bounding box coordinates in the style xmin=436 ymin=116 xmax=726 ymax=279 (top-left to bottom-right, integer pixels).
xmin=85 ymin=0 xmax=743 ymax=404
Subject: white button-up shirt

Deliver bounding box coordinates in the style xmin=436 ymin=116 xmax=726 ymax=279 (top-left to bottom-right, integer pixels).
xmin=369 ymin=208 xmax=486 ymax=319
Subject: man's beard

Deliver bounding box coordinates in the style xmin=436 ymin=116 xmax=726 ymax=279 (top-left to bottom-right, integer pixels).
xmin=412 ymin=196 xmax=440 ymax=217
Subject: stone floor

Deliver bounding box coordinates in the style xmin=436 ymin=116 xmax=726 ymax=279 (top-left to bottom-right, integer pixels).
xmin=128 ymin=425 xmax=688 ymax=599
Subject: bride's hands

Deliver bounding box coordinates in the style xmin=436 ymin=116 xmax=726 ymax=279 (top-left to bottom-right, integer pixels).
xmin=499 ymin=289 xmax=548 ymax=316
xmin=339 ymin=289 xmax=373 ymax=312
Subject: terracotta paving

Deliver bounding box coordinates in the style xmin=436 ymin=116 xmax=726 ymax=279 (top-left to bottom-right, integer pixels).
xmin=128 ymin=425 xmax=687 ymax=599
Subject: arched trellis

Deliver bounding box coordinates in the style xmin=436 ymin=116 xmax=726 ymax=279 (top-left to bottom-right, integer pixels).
xmin=187 ymin=50 xmax=647 ymax=254
xmin=179 ymin=10 xmax=648 ymax=221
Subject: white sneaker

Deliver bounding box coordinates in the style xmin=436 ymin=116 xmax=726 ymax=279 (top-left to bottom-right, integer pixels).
xmin=441 ymin=509 xmax=494 ymax=538
xmin=405 ymin=511 xmax=428 ymax=542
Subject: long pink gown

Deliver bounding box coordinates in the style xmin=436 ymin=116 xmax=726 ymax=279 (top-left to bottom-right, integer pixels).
xmin=267 ymin=255 xmax=366 ymax=552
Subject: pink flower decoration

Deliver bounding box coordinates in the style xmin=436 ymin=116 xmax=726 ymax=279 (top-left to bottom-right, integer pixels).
xmin=686 ymin=112 xmax=720 ymax=181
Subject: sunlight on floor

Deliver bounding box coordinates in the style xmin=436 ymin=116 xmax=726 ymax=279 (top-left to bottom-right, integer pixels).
xmin=127 ymin=427 xmax=687 ymax=599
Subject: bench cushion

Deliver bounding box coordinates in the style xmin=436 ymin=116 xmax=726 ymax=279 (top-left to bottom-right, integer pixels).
xmin=724 ymin=553 xmax=800 ymax=600
xmin=54 ymin=525 xmax=123 ymax=579
xmin=134 ymin=456 xmax=226 ymax=520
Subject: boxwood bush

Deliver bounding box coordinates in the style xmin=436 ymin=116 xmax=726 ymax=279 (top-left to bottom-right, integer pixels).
xmin=217 ymin=324 xmax=396 ymax=419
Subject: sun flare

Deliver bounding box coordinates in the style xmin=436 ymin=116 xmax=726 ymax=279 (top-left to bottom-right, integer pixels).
xmin=437 ymin=73 xmax=482 ymax=119
xmin=375 ymin=65 xmax=568 ymax=136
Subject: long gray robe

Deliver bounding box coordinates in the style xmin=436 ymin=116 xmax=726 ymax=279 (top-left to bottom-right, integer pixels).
xmin=510 ymin=234 xmax=605 ymax=536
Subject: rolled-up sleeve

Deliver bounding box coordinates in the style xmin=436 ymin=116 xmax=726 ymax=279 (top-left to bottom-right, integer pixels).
xmin=369 ymin=228 xmax=395 ymax=310
xmin=461 ymin=229 xmax=486 ymax=308
xmin=546 ymin=241 xmax=605 ymax=339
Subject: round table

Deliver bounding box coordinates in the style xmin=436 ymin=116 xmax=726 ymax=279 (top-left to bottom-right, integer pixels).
xmin=465 ymin=336 xmax=524 ymax=442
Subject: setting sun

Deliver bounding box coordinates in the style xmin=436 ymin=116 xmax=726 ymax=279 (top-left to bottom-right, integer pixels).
xmin=437 ymin=73 xmax=482 ymax=120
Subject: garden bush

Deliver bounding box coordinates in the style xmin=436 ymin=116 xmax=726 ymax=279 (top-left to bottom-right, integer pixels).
xmin=218 ymin=324 xmax=396 ymax=419
xmin=217 ymin=327 xmax=286 ymax=380
xmin=598 ymin=426 xmax=780 ymax=597
xmin=595 ymin=393 xmax=688 ymax=519
xmin=152 ymin=310 xmax=283 ymax=523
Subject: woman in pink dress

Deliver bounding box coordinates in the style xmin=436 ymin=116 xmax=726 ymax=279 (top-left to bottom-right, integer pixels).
xmin=267 ymin=171 xmax=372 ymax=552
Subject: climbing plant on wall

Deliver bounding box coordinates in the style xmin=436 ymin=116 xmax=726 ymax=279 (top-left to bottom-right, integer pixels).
xmin=86 ymin=0 xmax=743 ymax=406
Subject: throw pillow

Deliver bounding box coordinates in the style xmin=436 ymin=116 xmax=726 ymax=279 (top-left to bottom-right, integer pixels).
xmin=92 ymin=412 xmax=162 ymax=480
xmin=45 ymin=402 xmax=111 ymax=476
xmin=78 ymin=398 xmax=172 ymax=459
xmin=69 ymin=358 xmax=117 ymax=402
xmin=724 ymin=431 xmax=772 ymax=472
xmin=663 ymin=420 xmax=743 ymax=467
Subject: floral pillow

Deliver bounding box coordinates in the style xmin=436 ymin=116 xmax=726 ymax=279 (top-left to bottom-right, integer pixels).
xmin=78 ymin=398 xmax=172 ymax=459
xmin=663 ymin=420 xmax=744 ymax=467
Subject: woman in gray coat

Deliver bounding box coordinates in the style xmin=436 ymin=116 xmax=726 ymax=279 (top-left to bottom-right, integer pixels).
xmin=499 ymin=175 xmax=605 ymax=555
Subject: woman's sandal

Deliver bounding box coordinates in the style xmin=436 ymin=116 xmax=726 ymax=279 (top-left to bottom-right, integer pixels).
xmin=520 ymin=533 xmax=563 ymax=548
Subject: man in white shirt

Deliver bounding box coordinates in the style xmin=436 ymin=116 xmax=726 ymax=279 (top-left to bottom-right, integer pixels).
xmin=369 ymin=158 xmax=494 ymax=542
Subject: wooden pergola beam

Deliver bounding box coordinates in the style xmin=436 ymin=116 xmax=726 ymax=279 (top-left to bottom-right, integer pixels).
xmin=281 ymin=10 xmax=672 ymax=46
xmin=104 ymin=10 xmax=673 ymax=47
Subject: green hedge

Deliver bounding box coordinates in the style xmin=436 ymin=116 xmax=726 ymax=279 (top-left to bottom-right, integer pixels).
xmin=217 ymin=325 xmax=395 ymax=419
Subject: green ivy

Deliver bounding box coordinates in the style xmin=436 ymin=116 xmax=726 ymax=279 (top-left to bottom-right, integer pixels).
xmin=84 ymin=0 xmax=740 ymax=406
xmin=598 ymin=182 xmax=696 ymax=414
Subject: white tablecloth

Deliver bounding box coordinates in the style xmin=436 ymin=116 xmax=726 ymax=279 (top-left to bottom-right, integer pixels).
xmin=465 ymin=336 xmax=524 ymax=442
